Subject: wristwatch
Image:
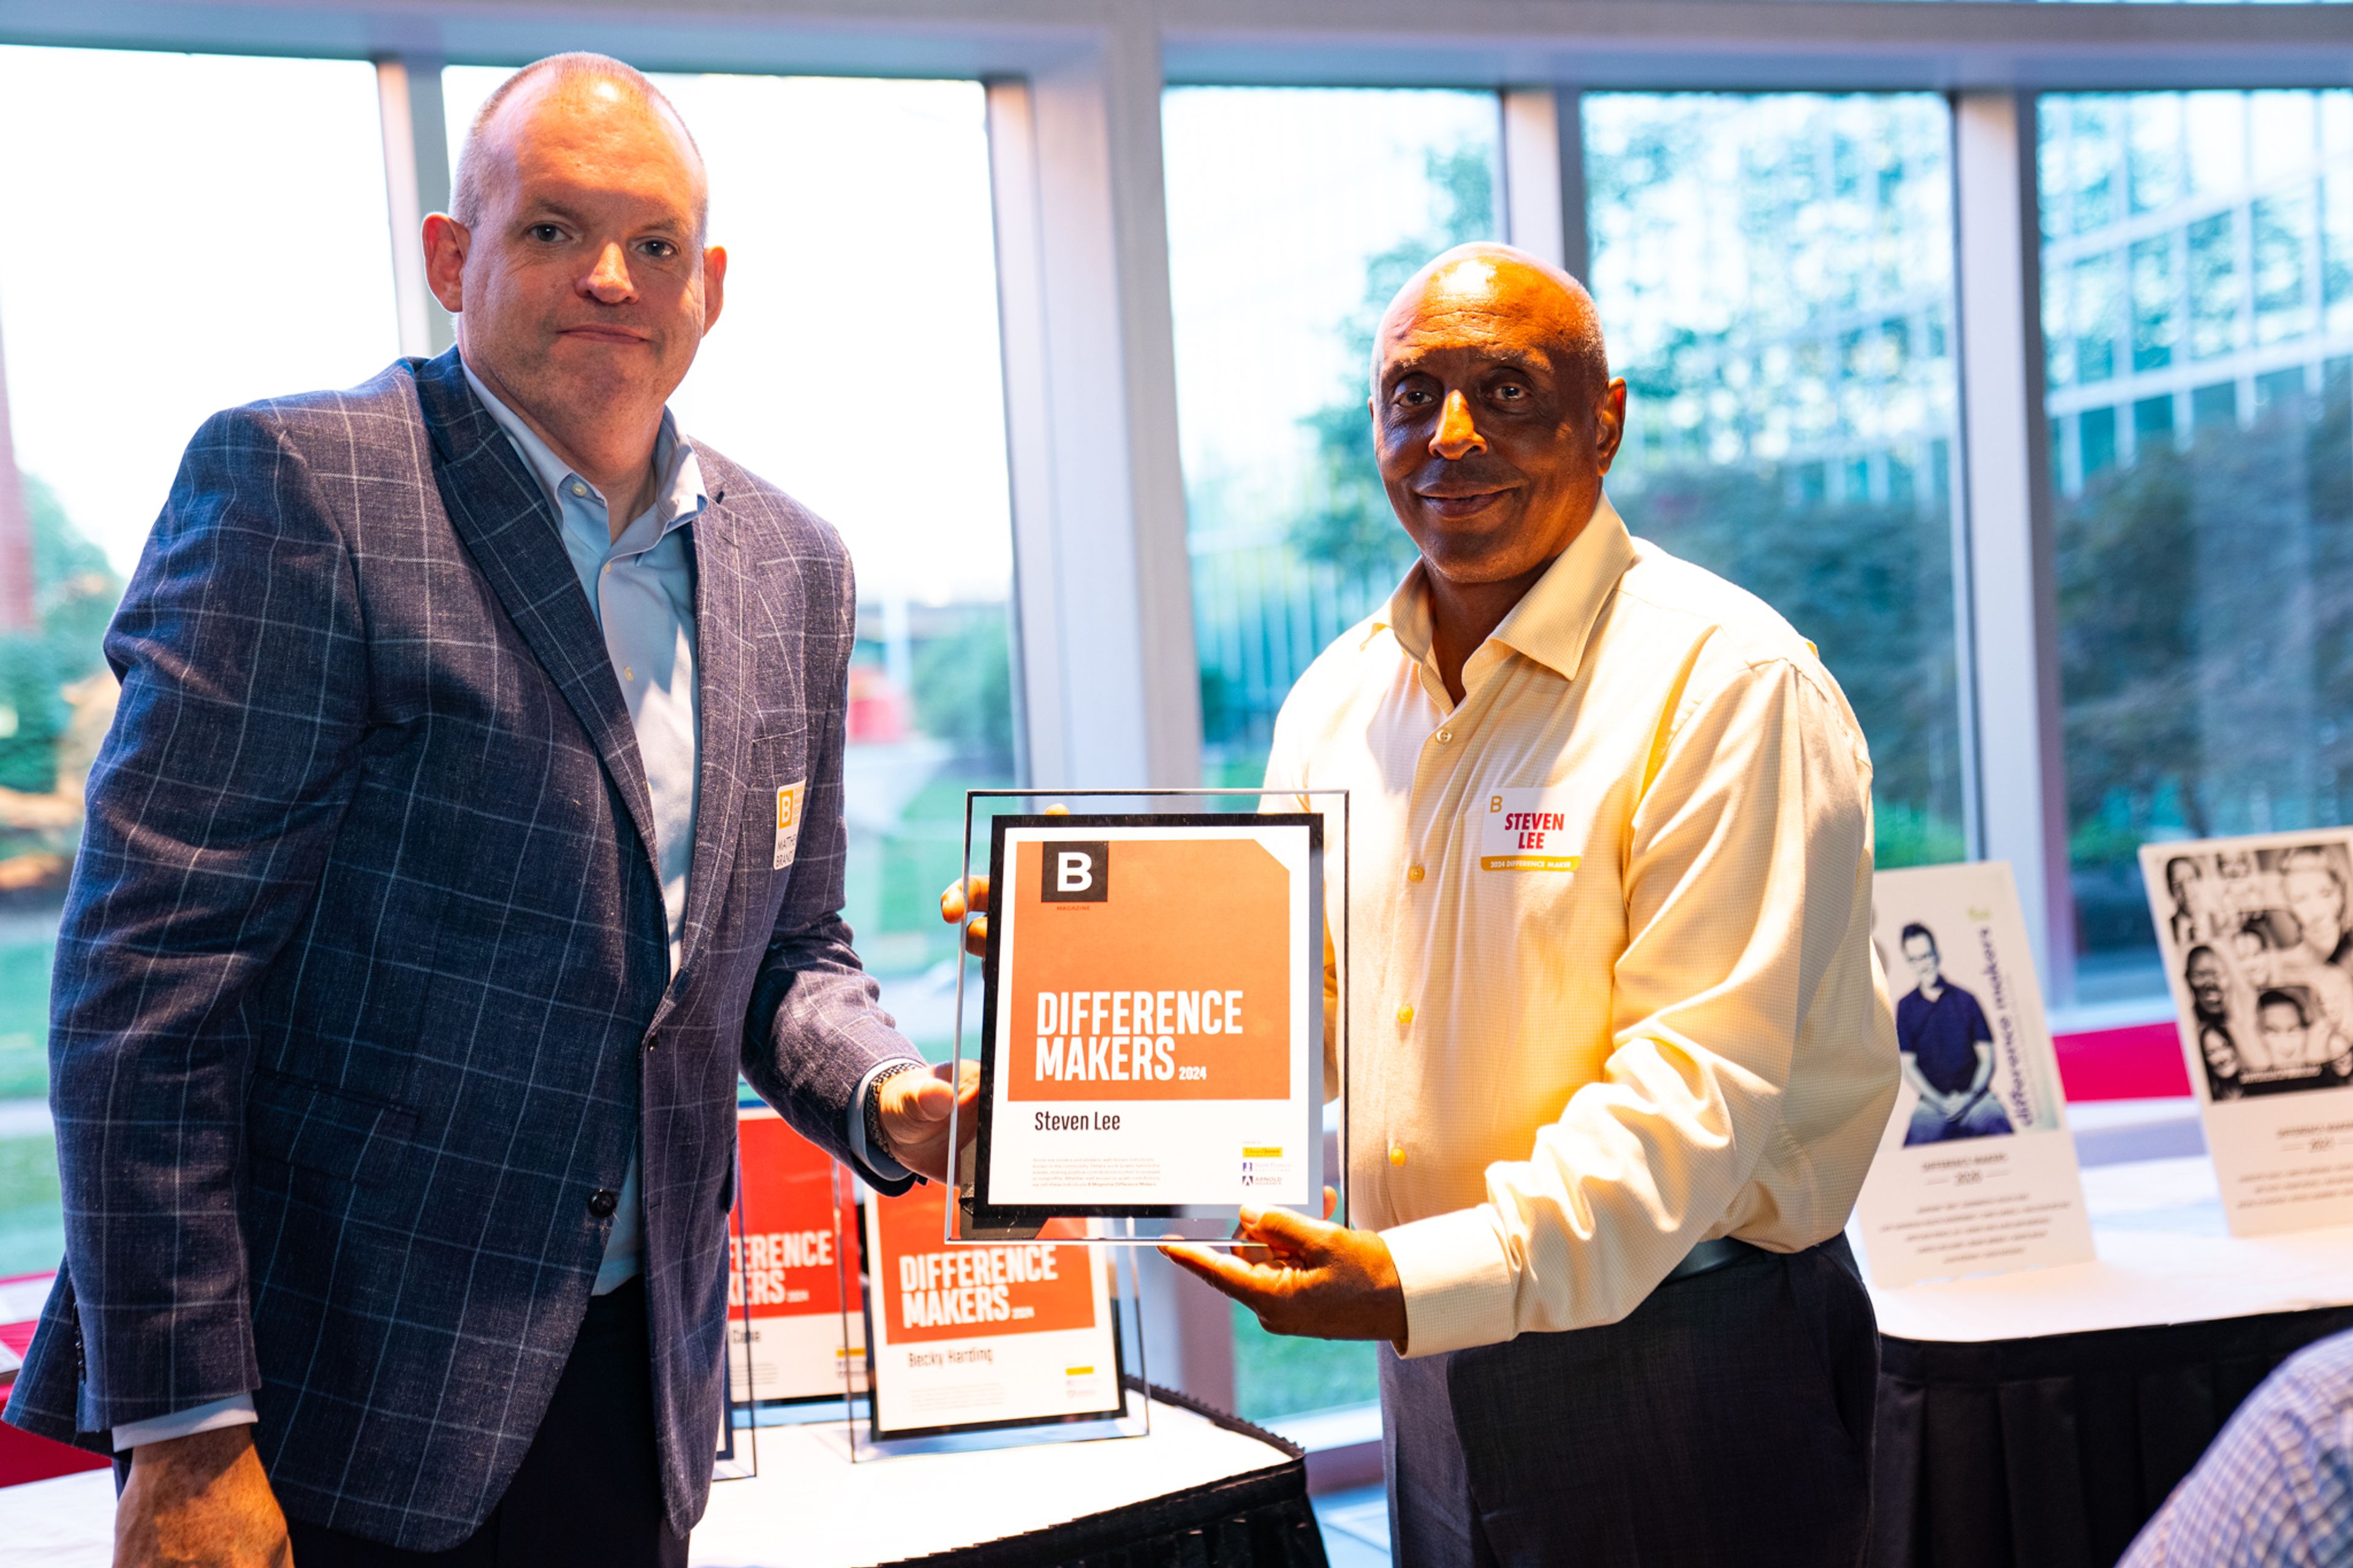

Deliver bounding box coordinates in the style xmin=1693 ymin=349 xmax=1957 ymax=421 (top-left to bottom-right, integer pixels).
xmin=865 ymin=1061 xmax=926 ymax=1166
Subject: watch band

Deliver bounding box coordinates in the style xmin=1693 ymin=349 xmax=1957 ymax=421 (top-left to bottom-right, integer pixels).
xmin=865 ymin=1060 xmax=926 ymax=1166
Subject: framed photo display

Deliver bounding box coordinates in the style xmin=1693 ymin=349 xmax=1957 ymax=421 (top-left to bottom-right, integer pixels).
xmin=2140 ymin=830 xmax=2353 ymax=1235
xmin=1851 ymin=862 xmax=2094 ymax=1287
xmin=964 ymin=811 xmax=1326 ymax=1232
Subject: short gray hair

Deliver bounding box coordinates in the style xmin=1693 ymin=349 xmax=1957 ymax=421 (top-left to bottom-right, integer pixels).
xmin=449 ymin=52 xmax=706 ymax=235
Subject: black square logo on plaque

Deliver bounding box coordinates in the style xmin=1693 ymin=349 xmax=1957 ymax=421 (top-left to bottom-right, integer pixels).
xmin=1038 ymin=841 xmax=1110 ymax=903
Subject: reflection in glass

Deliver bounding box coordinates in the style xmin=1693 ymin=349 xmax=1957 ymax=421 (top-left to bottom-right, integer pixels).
xmin=1585 ymin=93 xmax=1967 ymax=869
xmin=2040 ymin=91 xmax=2353 ymax=1001
xmin=1162 ymin=85 xmax=1503 ymax=1420
xmin=444 ymin=70 xmax=1017 ymax=1056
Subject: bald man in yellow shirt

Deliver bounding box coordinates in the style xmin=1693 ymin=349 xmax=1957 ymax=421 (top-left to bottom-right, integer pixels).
xmin=1161 ymin=246 xmax=1899 ymax=1566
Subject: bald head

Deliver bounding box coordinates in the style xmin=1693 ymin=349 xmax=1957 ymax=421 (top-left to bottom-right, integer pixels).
xmin=1374 ymin=244 xmax=1610 ymax=406
xmin=422 ymin=50 xmax=727 ymax=522
xmin=452 ymin=53 xmax=707 ymax=240
xmin=1367 ymin=241 xmax=1627 ymax=610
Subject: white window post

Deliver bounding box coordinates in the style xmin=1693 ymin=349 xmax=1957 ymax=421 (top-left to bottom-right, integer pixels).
xmin=1953 ymin=91 xmax=2076 ymax=1003
xmin=376 ymin=56 xmax=456 ymax=360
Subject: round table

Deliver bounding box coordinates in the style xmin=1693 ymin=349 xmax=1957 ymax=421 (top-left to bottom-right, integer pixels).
xmin=1868 ymin=1153 xmax=2353 ymax=1568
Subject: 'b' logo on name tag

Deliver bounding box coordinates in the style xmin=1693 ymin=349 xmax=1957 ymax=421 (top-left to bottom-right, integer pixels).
xmin=774 ymin=781 xmax=806 ymax=870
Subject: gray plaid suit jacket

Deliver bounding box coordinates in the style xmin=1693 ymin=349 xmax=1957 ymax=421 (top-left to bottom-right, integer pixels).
xmin=1 ymin=349 xmax=923 ymax=1549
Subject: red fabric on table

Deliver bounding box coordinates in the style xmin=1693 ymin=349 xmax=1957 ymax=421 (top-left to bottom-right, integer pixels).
xmin=0 ymin=1271 xmax=108 ymax=1487
xmin=2053 ymin=1021 xmax=2191 ymax=1102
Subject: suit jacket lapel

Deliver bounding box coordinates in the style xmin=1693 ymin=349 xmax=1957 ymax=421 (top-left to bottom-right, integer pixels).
xmin=670 ymin=480 xmax=752 ymax=989
xmin=412 ymin=351 xmax=664 ymax=891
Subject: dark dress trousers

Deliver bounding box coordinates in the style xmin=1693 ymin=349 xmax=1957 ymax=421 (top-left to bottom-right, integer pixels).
xmin=2 ymin=349 xmax=922 ymax=1550
xmin=1381 ymin=1237 xmax=1880 ymax=1567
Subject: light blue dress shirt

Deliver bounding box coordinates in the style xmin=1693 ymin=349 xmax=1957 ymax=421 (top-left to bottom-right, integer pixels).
xmin=465 ymin=363 xmax=707 ymax=1298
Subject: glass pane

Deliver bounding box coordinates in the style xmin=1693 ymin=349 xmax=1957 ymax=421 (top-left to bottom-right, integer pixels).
xmin=1585 ymin=93 xmax=1967 ymax=869
xmin=445 ymin=70 xmax=1015 ymax=1058
xmin=2040 ymin=91 xmax=2353 ymax=1002
xmin=1165 ymin=85 xmax=1504 ymax=802
xmin=1162 ymin=85 xmax=1502 ymax=1420
xmin=0 ymin=47 xmax=398 ymax=1275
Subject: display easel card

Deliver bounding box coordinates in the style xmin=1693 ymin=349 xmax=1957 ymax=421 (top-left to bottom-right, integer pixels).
xmin=727 ymin=1106 xmax=863 ymax=1403
xmin=860 ymin=1178 xmax=1123 ymax=1441
xmin=1852 ymin=862 xmax=2095 ymax=1287
xmin=2140 ymin=830 xmax=2353 ymax=1236
xmin=969 ymin=814 xmax=1324 ymax=1227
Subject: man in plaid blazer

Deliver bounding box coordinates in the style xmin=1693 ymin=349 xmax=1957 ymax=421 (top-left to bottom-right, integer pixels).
xmin=2 ymin=54 xmax=966 ymax=1566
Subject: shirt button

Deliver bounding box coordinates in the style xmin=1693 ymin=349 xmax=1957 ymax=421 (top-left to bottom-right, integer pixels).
xmin=1396 ymin=1003 xmax=1415 ymax=1025
xmin=1389 ymin=1143 xmax=1407 ymax=1167
xmin=1406 ymin=865 xmax=1425 ymax=884
xmin=624 ymin=666 xmax=635 ymax=681
xmin=1436 ymin=729 xmax=1453 ymax=744
xmin=569 ymin=480 xmax=589 ymax=499
xmin=588 ymin=1189 xmax=618 ymax=1218
xmin=602 ymin=562 xmax=613 ymax=575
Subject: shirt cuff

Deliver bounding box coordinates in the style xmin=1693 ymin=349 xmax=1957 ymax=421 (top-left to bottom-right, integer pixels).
xmin=1381 ymin=1206 xmax=1520 ymax=1358
xmin=845 ymin=1059 xmax=920 ymax=1186
xmin=113 ymin=1394 xmax=258 ymax=1452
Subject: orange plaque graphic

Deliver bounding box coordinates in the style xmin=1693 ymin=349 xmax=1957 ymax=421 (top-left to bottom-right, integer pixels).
xmin=727 ymin=1110 xmax=862 ymax=1401
xmin=1004 ymin=838 xmax=1293 ymax=1102
xmin=872 ymin=1181 xmax=1099 ymax=1344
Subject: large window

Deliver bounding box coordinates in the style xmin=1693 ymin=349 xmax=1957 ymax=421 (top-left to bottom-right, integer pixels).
xmin=2040 ymin=91 xmax=2353 ymax=1000
xmin=444 ymin=70 xmax=1018 ymax=1057
xmin=0 ymin=47 xmax=400 ymax=1274
xmin=1163 ymin=85 xmax=1504 ymax=1421
xmin=1585 ymin=93 xmax=1969 ymax=871
xmin=1165 ymin=86 xmax=1504 ymax=798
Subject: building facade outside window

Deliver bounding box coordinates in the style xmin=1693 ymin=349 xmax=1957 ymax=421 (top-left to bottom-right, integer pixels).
xmin=1585 ymin=92 xmax=1969 ymax=874
xmin=2040 ymin=91 xmax=2353 ymax=1001
xmin=0 ymin=46 xmax=402 ymax=1276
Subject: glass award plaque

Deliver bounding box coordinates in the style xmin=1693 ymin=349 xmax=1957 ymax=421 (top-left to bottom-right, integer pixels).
xmin=946 ymin=789 xmax=1349 ymax=1245
xmin=727 ymin=1102 xmax=865 ymax=1406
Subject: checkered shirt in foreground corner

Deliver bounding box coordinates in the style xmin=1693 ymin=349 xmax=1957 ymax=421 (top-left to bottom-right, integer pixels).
xmin=2121 ymin=1328 xmax=2353 ymax=1567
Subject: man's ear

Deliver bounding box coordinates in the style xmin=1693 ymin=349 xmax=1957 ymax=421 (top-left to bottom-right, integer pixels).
xmin=700 ymin=244 xmax=729 ymax=335
xmin=422 ymin=213 xmax=469 ymax=316
xmin=1593 ymin=377 xmax=1629 ymax=472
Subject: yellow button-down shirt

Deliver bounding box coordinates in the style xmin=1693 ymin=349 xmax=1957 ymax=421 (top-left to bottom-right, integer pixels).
xmin=1264 ymin=496 xmax=1898 ymax=1358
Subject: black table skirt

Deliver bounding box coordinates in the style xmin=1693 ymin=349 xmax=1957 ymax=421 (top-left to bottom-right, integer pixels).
xmin=1870 ymin=1304 xmax=2353 ymax=1568
xmin=895 ymin=1383 xmax=1330 ymax=1568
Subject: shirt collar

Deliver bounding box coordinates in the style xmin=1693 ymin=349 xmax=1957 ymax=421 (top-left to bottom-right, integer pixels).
xmin=1369 ymin=493 xmax=1639 ymax=687
xmin=461 ymin=357 xmax=707 ymax=542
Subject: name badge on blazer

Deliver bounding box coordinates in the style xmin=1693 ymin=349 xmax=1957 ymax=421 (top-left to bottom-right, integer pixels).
xmin=774 ymin=781 xmax=806 ymax=870
xmin=1479 ymin=786 xmax=1581 ymax=873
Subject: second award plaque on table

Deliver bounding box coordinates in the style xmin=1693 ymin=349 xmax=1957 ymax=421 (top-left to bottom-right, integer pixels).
xmin=968 ymin=811 xmax=1325 ymax=1230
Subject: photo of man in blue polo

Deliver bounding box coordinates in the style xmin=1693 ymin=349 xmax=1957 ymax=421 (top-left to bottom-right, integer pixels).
xmin=1896 ymin=922 xmax=2017 ymax=1146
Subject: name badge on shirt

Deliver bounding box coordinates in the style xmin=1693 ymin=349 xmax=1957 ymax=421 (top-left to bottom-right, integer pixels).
xmin=1479 ymin=787 xmax=1581 ymax=873
xmin=774 ymin=781 xmax=806 ymax=871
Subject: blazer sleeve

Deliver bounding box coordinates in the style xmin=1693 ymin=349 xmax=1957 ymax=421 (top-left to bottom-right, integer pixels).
xmin=45 ymin=406 xmax=369 ymax=1431
xmin=739 ymin=543 xmax=922 ymax=1191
